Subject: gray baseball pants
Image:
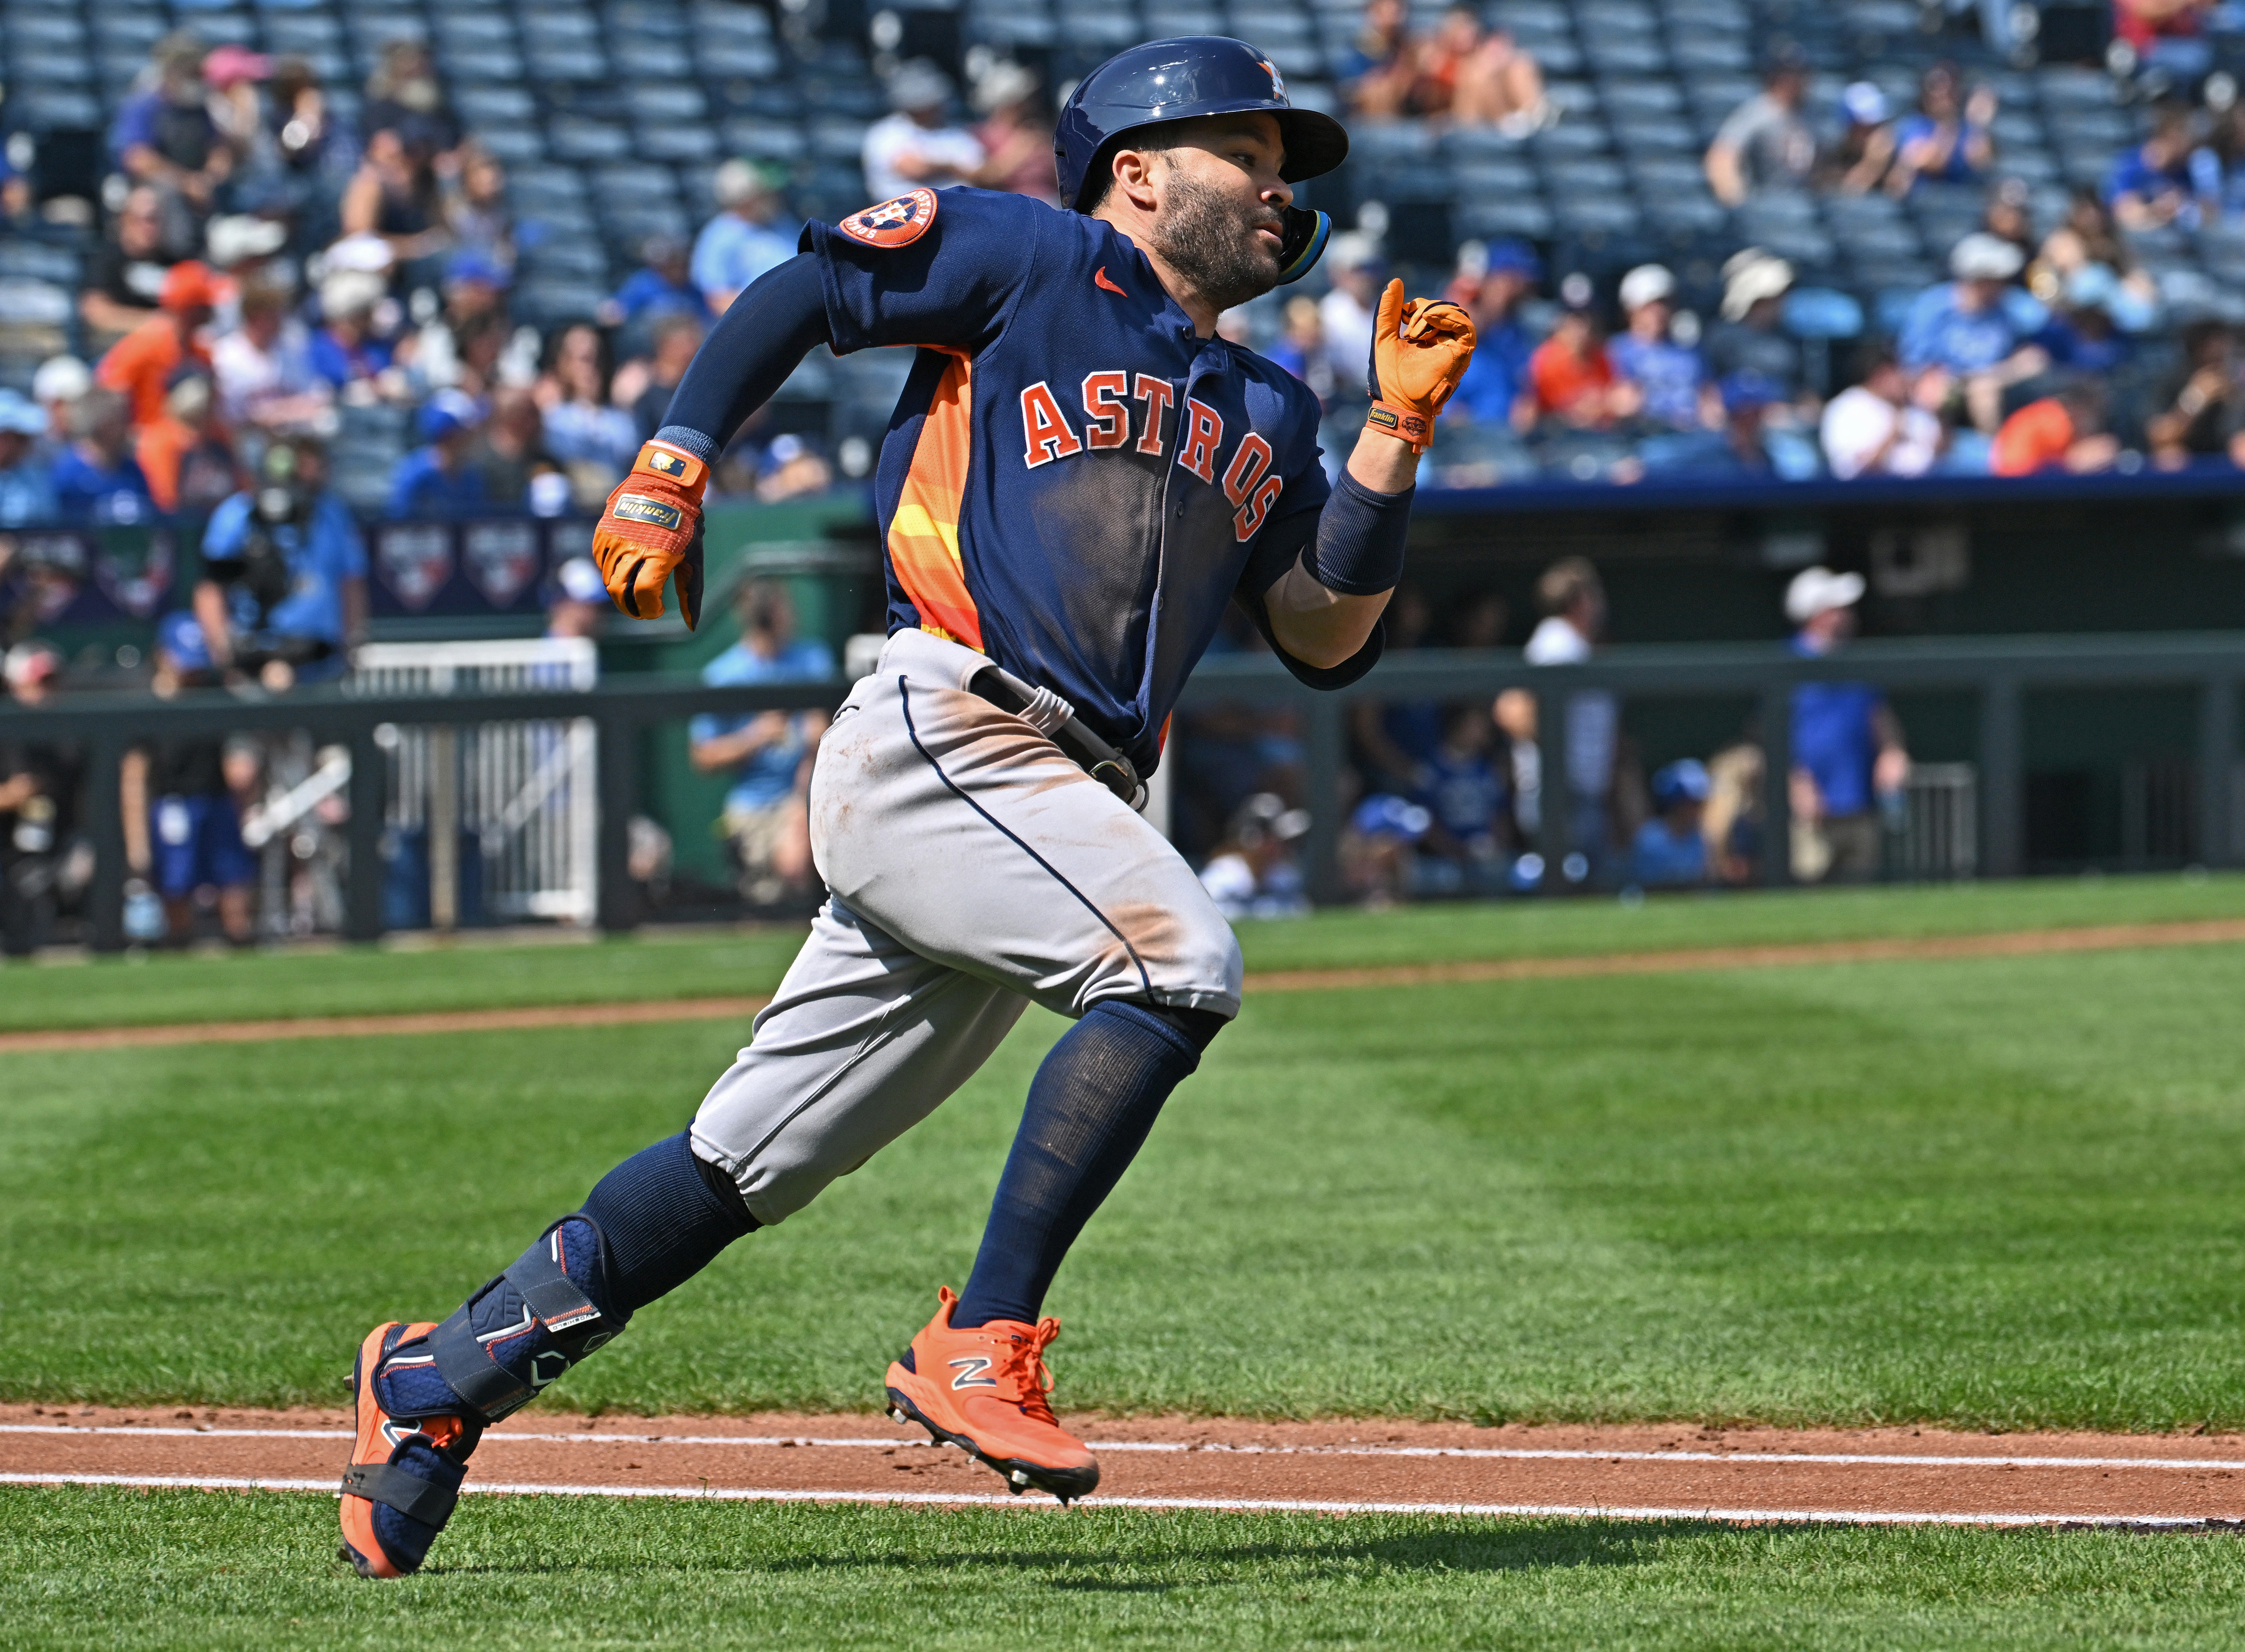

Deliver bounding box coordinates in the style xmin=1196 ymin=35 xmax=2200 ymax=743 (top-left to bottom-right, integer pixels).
xmin=689 ymin=628 xmax=1242 ymax=1227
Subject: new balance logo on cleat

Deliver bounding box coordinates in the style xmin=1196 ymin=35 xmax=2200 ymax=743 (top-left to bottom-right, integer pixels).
xmin=949 ymin=1355 xmax=997 ymax=1389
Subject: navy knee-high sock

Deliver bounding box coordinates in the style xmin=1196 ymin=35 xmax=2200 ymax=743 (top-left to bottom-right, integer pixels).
xmin=952 ymin=1000 xmax=1221 ymax=1330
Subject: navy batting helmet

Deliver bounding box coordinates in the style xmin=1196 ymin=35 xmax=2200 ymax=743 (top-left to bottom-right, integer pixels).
xmin=1055 ymin=36 xmax=1349 ymax=285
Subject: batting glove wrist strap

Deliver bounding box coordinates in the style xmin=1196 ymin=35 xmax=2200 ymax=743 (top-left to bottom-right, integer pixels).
xmin=1365 ymin=400 xmax=1431 ymax=452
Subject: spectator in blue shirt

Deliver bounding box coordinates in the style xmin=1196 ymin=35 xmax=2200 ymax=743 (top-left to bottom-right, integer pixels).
xmin=2107 ymin=107 xmax=2198 ymax=232
xmin=1785 ymin=566 xmax=1909 ymax=883
xmin=387 ymin=392 xmax=488 ymax=519
xmin=110 ymin=36 xmax=231 ymax=221
xmin=1449 ymin=239 xmax=1540 ymax=430
xmin=604 ymin=234 xmax=702 ymax=331
xmin=50 ymin=389 xmax=157 ymax=525
xmin=692 ymin=160 xmax=799 ymax=317
xmin=1630 ymin=759 xmax=1711 ymax=888
xmin=689 ymin=580 xmax=836 ymax=907
xmin=2033 ymin=264 xmax=2141 ymax=375
xmin=1900 ymin=234 xmax=2049 ymax=432
xmin=0 ymin=391 xmax=56 ymax=526
xmin=1416 ymin=702 xmax=1511 ymax=893
xmin=308 ymin=272 xmax=400 ymax=396
xmin=1608 ymin=263 xmax=1712 ymax=432
xmin=1887 ymin=65 xmax=1995 ymax=196
xmin=193 ymin=438 xmax=367 ymax=686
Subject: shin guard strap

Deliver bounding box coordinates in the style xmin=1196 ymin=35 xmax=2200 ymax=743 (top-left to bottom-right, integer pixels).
xmin=427 ymin=1296 xmax=534 ymax=1422
xmin=341 ymin=1462 xmax=459 ymax=1526
xmin=425 ymin=1226 xmax=624 ymax=1423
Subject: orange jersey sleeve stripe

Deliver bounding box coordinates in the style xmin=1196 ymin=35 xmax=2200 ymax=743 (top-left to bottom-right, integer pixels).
xmin=888 ymin=349 xmax=984 ymax=651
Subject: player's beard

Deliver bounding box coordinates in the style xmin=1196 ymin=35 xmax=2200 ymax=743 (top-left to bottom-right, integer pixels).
xmin=1151 ymin=170 xmax=1282 ymax=316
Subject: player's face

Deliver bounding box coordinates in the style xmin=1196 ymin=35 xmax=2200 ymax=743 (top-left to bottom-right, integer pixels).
xmin=1148 ymin=114 xmax=1292 ymax=314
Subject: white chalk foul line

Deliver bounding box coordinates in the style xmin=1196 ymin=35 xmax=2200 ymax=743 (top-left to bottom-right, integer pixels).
xmin=7 ymin=1424 xmax=2245 ymax=1475
xmin=2 ymin=1471 xmax=2231 ymax=1529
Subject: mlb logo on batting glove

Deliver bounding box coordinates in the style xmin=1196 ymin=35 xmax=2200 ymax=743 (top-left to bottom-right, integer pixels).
xmin=593 ymin=440 xmax=709 ymax=628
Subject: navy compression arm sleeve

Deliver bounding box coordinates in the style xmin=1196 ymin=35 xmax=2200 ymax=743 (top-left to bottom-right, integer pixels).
xmin=1308 ymin=469 xmax=1414 ymax=597
xmin=652 ymin=254 xmax=833 ymax=464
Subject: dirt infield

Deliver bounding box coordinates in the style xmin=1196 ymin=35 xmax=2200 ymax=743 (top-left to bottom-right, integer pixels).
xmin=9 ymin=916 xmax=2245 ymax=1057
xmin=8 ymin=1406 xmax=2245 ymax=1528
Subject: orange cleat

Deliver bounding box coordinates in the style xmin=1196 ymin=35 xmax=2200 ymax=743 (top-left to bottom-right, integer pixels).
xmin=884 ymin=1287 xmax=1099 ymax=1503
xmin=338 ymin=1322 xmax=478 ymax=1579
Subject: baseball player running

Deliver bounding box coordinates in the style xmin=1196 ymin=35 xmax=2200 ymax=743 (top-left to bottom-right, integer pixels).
xmin=339 ymin=36 xmax=1473 ymax=1577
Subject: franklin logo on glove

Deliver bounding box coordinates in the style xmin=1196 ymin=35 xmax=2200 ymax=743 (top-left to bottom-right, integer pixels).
xmin=591 ymin=438 xmax=709 ymax=627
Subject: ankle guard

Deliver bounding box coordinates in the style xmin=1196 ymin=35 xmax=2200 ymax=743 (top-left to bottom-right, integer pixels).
xmin=406 ymin=1217 xmax=629 ymax=1425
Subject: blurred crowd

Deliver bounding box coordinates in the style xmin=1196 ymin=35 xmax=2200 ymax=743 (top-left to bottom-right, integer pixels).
xmin=1183 ymin=554 xmax=1910 ymax=916
xmin=4 ymin=9 xmax=2245 ymax=530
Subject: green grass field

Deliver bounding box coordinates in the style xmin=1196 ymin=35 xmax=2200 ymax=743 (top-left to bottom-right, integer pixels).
xmin=8 ymin=876 xmax=2245 ymax=1647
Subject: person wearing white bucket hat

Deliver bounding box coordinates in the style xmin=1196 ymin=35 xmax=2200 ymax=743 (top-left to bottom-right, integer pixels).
xmin=1784 ymin=567 xmax=1908 ymax=882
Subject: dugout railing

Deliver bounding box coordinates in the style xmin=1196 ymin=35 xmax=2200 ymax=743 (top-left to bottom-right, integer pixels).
xmin=8 ymin=629 xmax=2245 ymax=946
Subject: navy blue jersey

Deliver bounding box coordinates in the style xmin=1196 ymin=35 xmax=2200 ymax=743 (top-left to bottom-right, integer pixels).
xmin=802 ymin=187 xmax=1333 ymax=776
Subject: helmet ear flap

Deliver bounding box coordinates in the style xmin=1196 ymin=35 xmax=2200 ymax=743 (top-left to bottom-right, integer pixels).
xmin=1275 ymin=207 xmax=1330 ymax=285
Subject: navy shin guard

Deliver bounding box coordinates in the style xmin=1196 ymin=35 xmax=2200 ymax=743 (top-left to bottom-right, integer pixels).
xmin=379 ymin=1133 xmax=756 ymax=1424
xmin=951 ymin=1000 xmax=1216 ymax=1330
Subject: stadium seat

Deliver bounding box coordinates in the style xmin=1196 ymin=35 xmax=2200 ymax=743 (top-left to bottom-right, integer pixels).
xmin=549 ymin=118 xmax=635 ymax=163
xmin=723 ymin=119 xmax=810 ymax=163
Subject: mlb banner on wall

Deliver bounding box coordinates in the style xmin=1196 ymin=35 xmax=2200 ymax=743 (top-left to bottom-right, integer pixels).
xmin=368 ymin=517 xmax=583 ymax=618
xmin=0 ymin=528 xmax=174 ymax=627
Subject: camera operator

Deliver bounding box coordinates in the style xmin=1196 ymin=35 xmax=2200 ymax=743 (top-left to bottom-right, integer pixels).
xmin=1 ymin=643 xmax=90 ymax=955
xmin=191 ymin=436 xmax=367 ymax=690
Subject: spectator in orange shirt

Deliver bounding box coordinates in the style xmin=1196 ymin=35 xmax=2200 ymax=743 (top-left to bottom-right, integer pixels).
xmin=1529 ymin=306 xmax=1639 ymax=429
xmin=136 ymin=371 xmax=247 ymax=515
xmin=96 ymin=260 xmax=217 ymax=429
xmin=1990 ymin=381 xmax=2119 ymax=477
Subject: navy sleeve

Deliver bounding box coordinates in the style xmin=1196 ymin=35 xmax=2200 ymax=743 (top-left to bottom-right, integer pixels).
xmin=1232 ymin=509 xmax=1385 ymax=691
xmin=654 ymin=255 xmax=833 ymax=463
xmin=798 ymin=187 xmax=1046 ymax=356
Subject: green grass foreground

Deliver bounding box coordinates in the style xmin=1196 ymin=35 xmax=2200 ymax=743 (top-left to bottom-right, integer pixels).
xmin=5 ymin=872 xmax=2245 ymax=1032
xmin=7 ymin=1489 xmax=2245 ymax=1652
xmin=6 ymin=875 xmax=2245 ymax=1428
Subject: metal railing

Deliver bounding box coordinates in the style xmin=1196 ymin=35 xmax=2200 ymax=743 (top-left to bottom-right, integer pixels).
xmin=7 ymin=630 xmax=2242 ymax=946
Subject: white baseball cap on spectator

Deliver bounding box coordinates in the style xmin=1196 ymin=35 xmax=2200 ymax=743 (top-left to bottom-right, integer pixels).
xmin=4 ymin=640 xmax=61 ymax=692
xmin=32 ymin=355 xmax=91 ymax=409
xmin=1720 ymin=248 xmax=1793 ymax=321
xmin=320 ymin=270 xmax=387 ymax=320
xmin=323 ymin=232 xmax=395 ymax=274
xmin=972 ymin=61 xmax=1039 ymax=114
xmin=207 ymin=214 xmax=289 ymax=268
xmin=712 ymin=158 xmax=777 ymax=209
xmin=1841 ymin=81 xmax=1889 ymax=125
xmin=1326 ymin=232 xmax=1382 ymax=274
xmin=1619 ymin=263 xmax=1676 ymax=312
xmin=1785 ymin=566 xmax=1866 ymax=624
xmin=1950 ymin=232 xmax=2025 ymax=282
xmin=887 ymin=59 xmax=954 ymax=114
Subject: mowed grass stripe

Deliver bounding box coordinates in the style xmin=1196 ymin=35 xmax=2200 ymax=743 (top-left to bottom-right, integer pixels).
xmin=10 ymin=873 xmax=2245 ymax=1037
xmin=10 ymin=940 xmax=2245 ymax=1428
xmin=6 ymin=1474 xmax=2232 ymax=1528
xmin=13 ymin=1489 xmax=2245 ymax=1650
xmin=9 ymin=914 xmax=2245 ymax=1054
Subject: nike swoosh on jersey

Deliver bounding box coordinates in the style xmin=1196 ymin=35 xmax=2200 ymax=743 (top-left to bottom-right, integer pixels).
xmin=1093 ymin=266 xmax=1126 ymax=295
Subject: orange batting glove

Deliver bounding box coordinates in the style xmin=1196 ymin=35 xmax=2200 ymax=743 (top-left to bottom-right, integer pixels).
xmin=592 ymin=438 xmax=708 ymax=628
xmin=1365 ymin=279 xmax=1477 ymax=453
